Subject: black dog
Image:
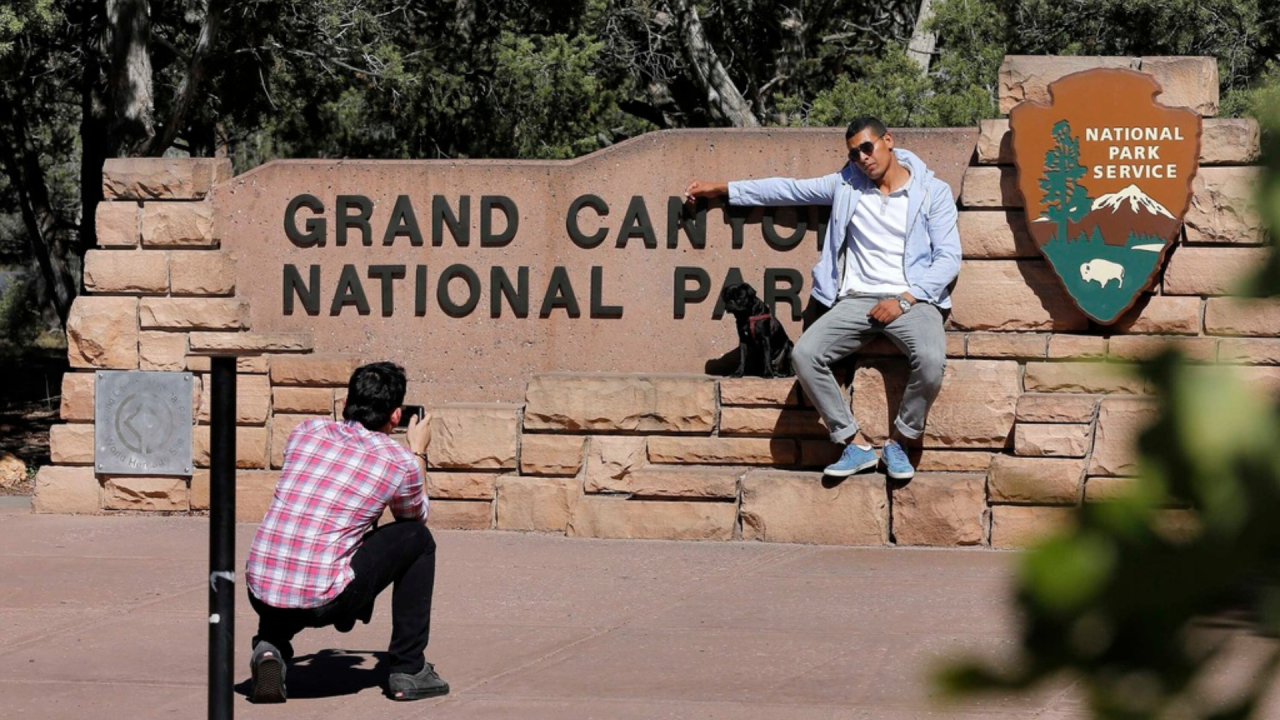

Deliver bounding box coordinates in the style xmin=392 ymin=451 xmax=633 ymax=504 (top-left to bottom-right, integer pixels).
xmin=721 ymin=283 xmax=794 ymax=378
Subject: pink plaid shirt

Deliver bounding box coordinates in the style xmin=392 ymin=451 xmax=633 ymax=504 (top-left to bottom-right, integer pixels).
xmin=246 ymin=418 xmax=427 ymax=608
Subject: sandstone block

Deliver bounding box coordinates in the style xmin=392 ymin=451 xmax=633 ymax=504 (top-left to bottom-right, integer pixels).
xmin=719 ymin=378 xmax=802 ymax=406
xmin=567 ymin=496 xmax=735 ymax=541
xmin=141 ymin=202 xmax=218 ymax=247
xmin=1107 ymin=336 xmax=1217 ymax=363
xmin=957 ymin=211 xmax=1038 ymax=259
xmin=594 ymin=465 xmax=741 ymax=499
xmin=1023 ymin=362 xmax=1145 ymax=394
xmin=959 ymin=166 xmax=1020 ymax=208
xmin=740 ymin=470 xmax=888 ymax=545
xmin=1163 ymin=247 xmax=1268 ymax=296
xmin=272 ymin=387 xmax=334 ymax=416
xmin=582 ymin=436 xmax=648 ymax=491
xmin=1111 ymin=296 xmax=1202 ymax=335
xmin=1048 ymin=335 xmax=1108 ymax=360
xmin=853 ymin=359 xmax=1019 ymax=448
xmin=95 ymin=201 xmax=140 ymax=247
xmin=1185 ymin=167 xmax=1264 ymax=244
xmin=187 ymin=355 xmax=270 ymax=373
xmin=978 ymin=117 xmax=1256 ymax=166
xmin=32 ymin=466 xmax=101 ymax=514
xmin=102 ymin=477 xmax=189 ymax=512
xmin=60 ymin=372 xmax=96 ymax=422
xmin=138 ymin=298 xmax=249 ymax=330
xmin=1085 ymin=476 xmax=1139 ymax=503
xmin=999 ymin=56 xmax=1135 ymax=114
xmin=519 ymin=435 xmax=586 ymax=476
xmin=989 ymin=455 xmax=1085 ymax=504
xmin=798 ymin=440 xmax=842 ymax=469
xmin=1138 ymin=56 xmax=1220 ymax=116
xmin=270 ymin=414 xmax=327 ymax=468
xmin=1016 ymin=393 xmax=1098 ymax=423
xmin=189 ymin=332 xmax=312 ymax=354
xmin=138 ymin=331 xmax=189 ymax=371
xmin=0 ymin=452 xmax=26 ymax=488
xmin=524 ymin=374 xmax=716 ymax=433
xmin=917 ymin=450 xmax=994 ymax=473
xmin=1205 ymin=298 xmax=1280 ymax=337
xmin=976 ymin=119 xmax=1013 ymax=165
xmin=197 ymin=372 xmax=270 ymax=425
xmin=83 ymin=249 xmax=168 ymax=293
xmin=990 ymin=506 xmax=1078 ymax=549
xmin=428 ymin=500 xmax=494 ymax=530
xmin=194 ymin=425 xmax=269 ymax=469
xmin=495 ymin=475 xmax=579 ymax=532
xmin=720 ymin=407 xmax=827 ymax=438
xmin=891 ymin=473 xmax=987 ymax=547
xmin=998 ymin=56 xmax=1217 ymax=116
xmin=103 ymin=158 xmax=230 ymax=200
xmin=50 ymin=424 xmax=95 ymax=465
xmin=429 ymin=404 xmax=520 ymax=470
xmin=233 ymin=471 xmax=282 ymax=523
xmin=1218 ymin=339 xmax=1280 ymax=365
xmin=647 ymin=437 xmax=797 ymax=465
xmin=965 ymin=332 xmax=1047 ymax=359
xmin=190 ymin=471 xmax=209 ymax=510
xmin=1200 ymin=118 xmax=1260 ymax=165
xmin=949 ymin=261 xmax=1089 ymax=331
xmin=67 ymin=297 xmax=139 ymax=369
xmin=169 ymin=250 xmax=236 ymax=295
xmin=426 ymin=471 xmax=498 ymax=500
xmin=269 ymin=354 xmax=362 ymax=386
xmin=1089 ymin=396 xmax=1158 ymax=477
xmin=1014 ymin=423 xmax=1091 ymax=457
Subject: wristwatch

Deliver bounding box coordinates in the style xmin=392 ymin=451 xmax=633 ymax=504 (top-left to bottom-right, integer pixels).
xmin=896 ymin=295 xmax=913 ymax=313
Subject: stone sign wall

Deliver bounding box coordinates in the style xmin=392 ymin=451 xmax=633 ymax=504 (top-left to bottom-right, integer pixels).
xmin=33 ymin=55 xmax=1274 ymax=550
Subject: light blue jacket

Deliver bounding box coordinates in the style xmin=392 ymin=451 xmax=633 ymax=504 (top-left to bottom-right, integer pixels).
xmin=728 ymin=148 xmax=961 ymax=309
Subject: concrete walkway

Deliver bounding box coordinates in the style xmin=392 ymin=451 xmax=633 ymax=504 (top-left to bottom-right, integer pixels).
xmin=0 ymin=503 xmax=1100 ymax=719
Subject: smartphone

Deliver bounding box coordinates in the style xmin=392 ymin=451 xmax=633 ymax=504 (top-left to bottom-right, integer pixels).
xmin=397 ymin=404 xmax=425 ymax=428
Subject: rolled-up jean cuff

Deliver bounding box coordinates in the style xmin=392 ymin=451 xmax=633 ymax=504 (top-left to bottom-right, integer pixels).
xmin=894 ymin=417 xmax=923 ymax=440
xmin=831 ymin=423 xmax=859 ymax=444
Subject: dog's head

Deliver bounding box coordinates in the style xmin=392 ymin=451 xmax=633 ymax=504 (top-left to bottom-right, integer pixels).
xmin=721 ymin=283 xmax=759 ymax=315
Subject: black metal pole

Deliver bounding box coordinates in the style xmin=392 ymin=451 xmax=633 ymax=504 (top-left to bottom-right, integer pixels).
xmin=209 ymin=357 xmax=236 ymax=720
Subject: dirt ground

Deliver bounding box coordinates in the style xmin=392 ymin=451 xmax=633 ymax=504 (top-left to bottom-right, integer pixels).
xmin=0 ymin=348 xmax=66 ymax=495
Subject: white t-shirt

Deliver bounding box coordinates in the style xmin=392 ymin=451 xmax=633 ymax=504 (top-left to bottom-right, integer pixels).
xmin=839 ymin=174 xmax=912 ymax=297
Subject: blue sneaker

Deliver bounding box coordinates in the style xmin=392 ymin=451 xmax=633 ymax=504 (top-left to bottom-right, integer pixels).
xmin=824 ymin=443 xmax=879 ymax=477
xmin=882 ymin=440 xmax=915 ymax=481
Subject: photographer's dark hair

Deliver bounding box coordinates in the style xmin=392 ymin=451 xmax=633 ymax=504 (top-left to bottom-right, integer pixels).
xmin=845 ymin=116 xmax=888 ymax=140
xmin=342 ymin=362 xmax=408 ymax=431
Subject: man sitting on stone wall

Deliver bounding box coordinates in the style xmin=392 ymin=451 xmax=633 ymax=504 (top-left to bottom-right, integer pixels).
xmin=684 ymin=116 xmax=961 ymax=481
xmin=244 ymin=361 xmax=448 ymax=703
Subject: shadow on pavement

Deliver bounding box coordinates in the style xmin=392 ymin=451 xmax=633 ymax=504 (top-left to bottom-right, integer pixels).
xmin=235 ymin=649 xmax=389 ymax=700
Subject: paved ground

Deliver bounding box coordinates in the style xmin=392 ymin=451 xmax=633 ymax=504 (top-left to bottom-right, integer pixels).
xmin=0 ymin=500 xmax=1271 ymax=719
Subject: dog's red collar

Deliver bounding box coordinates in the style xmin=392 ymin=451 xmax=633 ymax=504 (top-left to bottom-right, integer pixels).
xmin=748 ymin=312 xmax=772 ymax=339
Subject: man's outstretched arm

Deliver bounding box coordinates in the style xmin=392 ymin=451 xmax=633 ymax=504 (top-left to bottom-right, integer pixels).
xmin=685 ymin=174 xmax=840 ymax=207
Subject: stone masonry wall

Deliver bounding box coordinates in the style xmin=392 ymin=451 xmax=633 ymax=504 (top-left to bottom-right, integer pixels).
xmin=33 ymin=56 xmax=1276 ymax=550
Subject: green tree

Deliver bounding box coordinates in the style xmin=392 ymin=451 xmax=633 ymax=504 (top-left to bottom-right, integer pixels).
xmin=1039 ymin=120 xmax=1091 ymax=242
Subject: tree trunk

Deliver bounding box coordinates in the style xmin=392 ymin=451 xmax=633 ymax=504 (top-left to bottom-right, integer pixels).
xmin=906 ymin=0 xmax=937 ymax=75
xmin=143 ymin=0 xmax=223 ymax=157
xmin=669 ymin=0 xmax=760 ymax=127
xmin=106 ymin=0 xmax=155 ymax=154
xmin=0 ymin=98 xmax=78 ymax=327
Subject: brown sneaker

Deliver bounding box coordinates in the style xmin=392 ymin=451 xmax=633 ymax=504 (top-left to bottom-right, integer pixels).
xmin=387 ymin=661 xmax=450 ymax=701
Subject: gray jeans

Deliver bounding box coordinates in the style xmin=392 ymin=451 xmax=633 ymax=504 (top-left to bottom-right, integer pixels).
xmin=792 ymin=294 xmax=946 ymax=443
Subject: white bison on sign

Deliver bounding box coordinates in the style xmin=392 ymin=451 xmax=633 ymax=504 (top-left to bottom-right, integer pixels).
xmin=1079 ymin=259 xmax=1125 ymax=289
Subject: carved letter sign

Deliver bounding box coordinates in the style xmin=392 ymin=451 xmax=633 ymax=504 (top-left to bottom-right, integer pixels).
xmin=1010 ymin=68 xmax=1202 ymax=324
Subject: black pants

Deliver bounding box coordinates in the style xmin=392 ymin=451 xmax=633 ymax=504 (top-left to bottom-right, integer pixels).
xmin=250 ymin=520 xmax=436 ymax=675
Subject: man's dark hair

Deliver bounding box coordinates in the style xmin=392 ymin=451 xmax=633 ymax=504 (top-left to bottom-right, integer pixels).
xmin=845 ymin=116 xmax=888 ymax=140
xmin=342 ymin=362 xmax=408 ymax=431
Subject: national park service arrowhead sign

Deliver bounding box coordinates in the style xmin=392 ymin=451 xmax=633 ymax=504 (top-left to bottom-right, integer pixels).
xmin=1010 ymin=68 xmax=1202 ymax=324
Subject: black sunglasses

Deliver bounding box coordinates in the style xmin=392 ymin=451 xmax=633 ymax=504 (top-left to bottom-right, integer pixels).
xmin=847 ymin=139 xmax=879 ymax=162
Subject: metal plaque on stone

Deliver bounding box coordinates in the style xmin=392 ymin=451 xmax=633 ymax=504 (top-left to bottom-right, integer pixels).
xmin=95 ymin=371 xmax=194 ymax=476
